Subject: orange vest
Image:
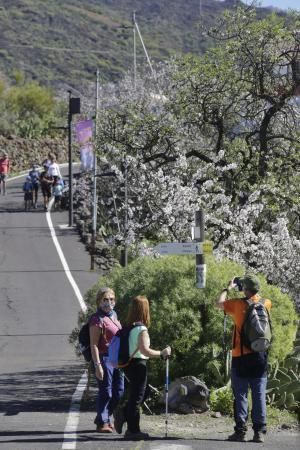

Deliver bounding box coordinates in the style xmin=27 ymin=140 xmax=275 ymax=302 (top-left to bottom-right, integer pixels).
xmin=224 ymin=294 xmax=272 ymax=357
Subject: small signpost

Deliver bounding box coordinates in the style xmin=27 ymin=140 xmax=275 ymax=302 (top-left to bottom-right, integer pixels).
xmin=154 ymin=242 xmax=203 ymax=255
xmin=154 ymin=211 xmax=212 ymax=289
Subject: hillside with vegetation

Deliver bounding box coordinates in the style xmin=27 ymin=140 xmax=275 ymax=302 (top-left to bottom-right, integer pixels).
xmin=0 ymin=0 xmax=281 ymax=91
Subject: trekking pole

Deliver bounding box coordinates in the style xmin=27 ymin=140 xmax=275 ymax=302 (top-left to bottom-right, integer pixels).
xmin=165 ymin=356 xmax=170 ymax=438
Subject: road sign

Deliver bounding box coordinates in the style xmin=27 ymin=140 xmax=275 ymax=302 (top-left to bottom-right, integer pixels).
xmin=154 ymin=242 xmax=203 ymax=255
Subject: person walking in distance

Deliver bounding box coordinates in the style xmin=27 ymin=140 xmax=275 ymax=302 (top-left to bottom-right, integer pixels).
xmin=114 ymin=295 xmax=171 ymax=441
xmin=89 ymin=287 xmax=124 ymax=433
xmin=216 ymin=273 xmax=271 ymax=443
xmin=23 ymin=176 xmax=33 ymax=211
xmin=39 ymin=163 xmax=53 ymax=211
xmin=53 ymin=177 xmax=63 ymax=211
xmin=29 ymin=164 xmax=40 ymax=208
xmin=48 ymin=153 xmax=62 ymax=183
xmin=0 ymin=151 xmax=10 ymax=195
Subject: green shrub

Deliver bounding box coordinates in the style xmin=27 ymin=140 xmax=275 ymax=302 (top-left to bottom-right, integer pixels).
xmin=82 ymin=255 xmax=298 ymax=387
xmin=210 ymin=386 xmax=233 ymax=415
xmin=0 ymin=76 xmax=61 ymax=138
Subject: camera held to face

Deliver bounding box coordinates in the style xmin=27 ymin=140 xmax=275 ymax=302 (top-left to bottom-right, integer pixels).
xmin=233 ymin=277 xmax=243 ymax=291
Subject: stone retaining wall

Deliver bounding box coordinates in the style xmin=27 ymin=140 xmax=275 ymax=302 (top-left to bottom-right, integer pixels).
xmin=0 ymin=135 xmax=68 ymax=172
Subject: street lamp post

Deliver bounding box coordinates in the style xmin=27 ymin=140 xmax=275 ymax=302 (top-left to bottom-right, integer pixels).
xmin=67 ymin=92 xmax=80 ymax=227
xmin=91 ymin=70 xmax=100 ymax=270
xmin=120 ymin=157 xmax=129 ymax=267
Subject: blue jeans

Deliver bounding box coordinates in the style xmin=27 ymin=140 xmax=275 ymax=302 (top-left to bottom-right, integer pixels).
xmin=95 ymin=355 xmax=124 ymax=426
xmin=231 ymin=367 xmax=267 ymax=433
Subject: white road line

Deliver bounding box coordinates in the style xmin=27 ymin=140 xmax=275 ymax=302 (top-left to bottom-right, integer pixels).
xmin=46 ymin=198 xmax=87 ymax=313
xmin=45 ymin=197 xmax=88 ymax=450
xmin=62 ymin=370 xmax=88 ymax=450
xmin=8 ymin=165 xmax=87 ymax=450
xmin=149 ymin=446 xmax=193 ymax=450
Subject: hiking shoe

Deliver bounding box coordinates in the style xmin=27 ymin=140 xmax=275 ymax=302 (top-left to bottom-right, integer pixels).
xmin=253 ymin=431 xmax=264 ymax=443
xmin=228 ymin=431 xmax=247 ymax=442
xmin=96 ymin=423 xmax=113 ymax=433
xmin=113 ymin=406 xmax=126 ymax=434
xmin=123 ymin=430 xmax=149 ymax=441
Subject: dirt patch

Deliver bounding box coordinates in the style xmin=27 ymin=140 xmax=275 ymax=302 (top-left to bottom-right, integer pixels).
xmin=140 ymin=410 xmax=299 ymax=439
xmin=141 ymin=411 xmax=232 ymax=439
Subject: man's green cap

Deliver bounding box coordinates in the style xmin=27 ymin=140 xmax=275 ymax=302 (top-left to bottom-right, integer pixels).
xmin=241 ymin=273 xmax=260 ymax=293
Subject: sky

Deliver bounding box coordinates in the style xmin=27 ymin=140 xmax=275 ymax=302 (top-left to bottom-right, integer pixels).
xmin=245 ymin=0 xmax=300 ymax=10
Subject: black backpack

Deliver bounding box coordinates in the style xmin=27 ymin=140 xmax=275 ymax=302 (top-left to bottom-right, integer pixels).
xmin=241 ymin=298 xmax=272 ymax=353
xmin=108 ymin=322 xmax=143 ymax=368
xmin=78 ymin=322 xmax=93 ymax=362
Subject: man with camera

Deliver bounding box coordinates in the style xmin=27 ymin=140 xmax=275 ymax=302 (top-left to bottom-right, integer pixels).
xmin=216 ymin=273 xmax=272 ymax=443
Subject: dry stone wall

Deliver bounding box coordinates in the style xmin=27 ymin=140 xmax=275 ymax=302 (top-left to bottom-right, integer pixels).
xmin=0 ymin=135 xmax=68 ymax=172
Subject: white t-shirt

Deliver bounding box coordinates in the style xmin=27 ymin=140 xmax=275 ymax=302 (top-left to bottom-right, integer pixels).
xmin=48 ymin=162 xmax=61 ymax=178
xmin=129 ymin=325 xmax=149 ymax=360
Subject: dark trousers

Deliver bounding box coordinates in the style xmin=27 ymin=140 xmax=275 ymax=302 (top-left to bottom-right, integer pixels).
xmin=124 ymin=358 xmax=148 ymax=433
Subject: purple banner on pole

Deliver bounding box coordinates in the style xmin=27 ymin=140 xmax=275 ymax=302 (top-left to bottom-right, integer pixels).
xmin=75 ymin=119 xmax=94 ymax=170
xmin=75 ymin=119 xmax=93 ymax=144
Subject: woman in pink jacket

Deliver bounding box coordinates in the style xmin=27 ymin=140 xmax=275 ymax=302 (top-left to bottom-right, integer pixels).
xmin=0 ymin=151 xmax=10 ymax=195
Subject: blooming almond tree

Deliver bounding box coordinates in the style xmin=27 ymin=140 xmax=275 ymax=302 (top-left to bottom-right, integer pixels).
xmin=92 ymin=7 xmax=300 ymax=308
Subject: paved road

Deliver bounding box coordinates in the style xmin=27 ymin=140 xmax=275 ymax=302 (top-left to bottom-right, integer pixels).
xmin=0 ymin=173 xmax=99 ymax=450
xmin=0 ymin=173 xmax=299 ymax=450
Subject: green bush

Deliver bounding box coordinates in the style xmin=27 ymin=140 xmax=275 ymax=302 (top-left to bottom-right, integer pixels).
xmin=210 ymin=386 xmax=233 ymax=415
xmin=83 ymin=255 xmax=298 ymax=387
xmin=0 ymin=76 xmax=62 ymax=138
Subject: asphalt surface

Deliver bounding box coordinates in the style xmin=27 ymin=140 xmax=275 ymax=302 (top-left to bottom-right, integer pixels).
xmin=0 ymin=173 xmax=299 ymax=450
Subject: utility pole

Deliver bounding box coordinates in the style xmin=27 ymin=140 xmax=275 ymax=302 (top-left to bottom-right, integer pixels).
xmin=132 ymin=11 xmax=137 ymax=89
xmin=67 ymin=93 xmax=81 ymax=227
xmin=120 ymin=157 xmax=129 ymax=267
xmin=68 ymin=90 xmax=73 ymax=227
xmin=91 ymin=69 xmax=100 ymax=270
xmin=195 ymin=210 xmax=206 ymax=288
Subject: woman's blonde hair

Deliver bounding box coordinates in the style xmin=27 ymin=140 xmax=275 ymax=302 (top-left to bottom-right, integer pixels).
xmin=126 ymin=295 xmax=150 ymax=327
xmin=95 ymin=287 xmax=115 ymax=307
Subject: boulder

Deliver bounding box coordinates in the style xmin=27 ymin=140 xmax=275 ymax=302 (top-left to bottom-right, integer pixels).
xmin=161 ymin=376 xmax=210 ymax=414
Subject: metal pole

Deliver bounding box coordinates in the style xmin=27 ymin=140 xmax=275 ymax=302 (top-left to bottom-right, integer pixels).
xmin=165 ymin=357 xmax=169 ymax=438
xmin=124 ymin=158 xmax=128 ymax=267
xmin=68 ymin=90 xmax=73 ymax=227
xmin=91 ymin=69 xmax=100 ymax=270
xmin=195 ymin=210 xmax=206 ymax=288
xmin=132 ymin=11 xmax=137 ymax=89
xmin=134 ymin=18 xmax=155 ymax=79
